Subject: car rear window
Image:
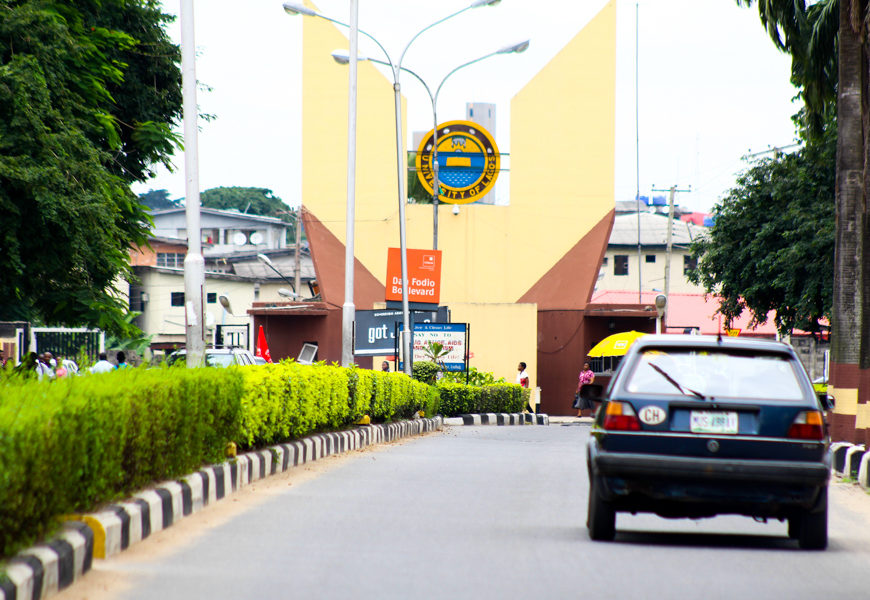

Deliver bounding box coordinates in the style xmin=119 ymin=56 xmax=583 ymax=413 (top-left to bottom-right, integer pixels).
xmin=624 ymin=348 xmax=805 ymax=400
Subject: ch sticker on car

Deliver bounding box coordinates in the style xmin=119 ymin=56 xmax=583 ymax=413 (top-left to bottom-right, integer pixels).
xmin=639 ymin=405 xmax=667 ymax=425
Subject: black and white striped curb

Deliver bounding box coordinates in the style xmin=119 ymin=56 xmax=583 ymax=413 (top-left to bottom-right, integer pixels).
xmin=0 ymin=417 xmax=442 ymax=600
xmin=830 ymin=441 xmax=869 ymax=490
xmin=0 ymin=521 xmax=93 ymax=600
xmin=459 ymin=413 xmax=549 ymax=426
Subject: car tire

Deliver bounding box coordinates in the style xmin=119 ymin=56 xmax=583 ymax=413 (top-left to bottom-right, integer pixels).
xmin=587 ymin=475 xmax=616 ymax=541
xmin=797 ymin=488 xmax=827 ymax=550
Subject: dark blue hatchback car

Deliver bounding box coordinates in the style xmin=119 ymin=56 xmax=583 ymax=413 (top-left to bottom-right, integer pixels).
xmin=585 ymin=335 xmax=831 ymax=549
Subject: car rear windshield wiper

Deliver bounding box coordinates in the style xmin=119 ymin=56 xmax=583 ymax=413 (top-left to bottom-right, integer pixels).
xmin=647 ymin=362 xmax=706 ymax=400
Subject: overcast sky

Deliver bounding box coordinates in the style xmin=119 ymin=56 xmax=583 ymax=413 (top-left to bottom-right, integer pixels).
xmin=134 ymin=0 xmax=801 ymax=214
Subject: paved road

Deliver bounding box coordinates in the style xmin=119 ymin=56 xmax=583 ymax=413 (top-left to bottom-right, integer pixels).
xmin=60 ymin=423 xmax=870 ymax=599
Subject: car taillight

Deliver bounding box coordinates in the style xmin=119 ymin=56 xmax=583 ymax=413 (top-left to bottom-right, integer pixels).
xmin=603 ymin=401 xmax=641 ymax=431
xmin=788 ymin=410 xmax=825 ymax=440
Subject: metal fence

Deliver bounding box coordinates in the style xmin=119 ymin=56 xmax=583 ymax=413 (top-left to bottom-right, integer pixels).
xmin=31 ymin=327 xmax=105 ymax=362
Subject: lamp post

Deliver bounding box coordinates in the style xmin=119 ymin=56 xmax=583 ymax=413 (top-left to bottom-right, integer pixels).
xmin=334 ymin=40 xmax=530 ymax=250
xmin=180 ymin=0 xmax=205 ymax=367
xmin=283 ymin=0 xmax=501 ymax=374
xmin=257 ymin=253 xmax=297 ymax=291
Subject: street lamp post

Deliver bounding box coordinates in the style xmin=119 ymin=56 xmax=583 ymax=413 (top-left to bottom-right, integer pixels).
xmin=283 ymin=0 xmax=501 ymax=374
xmin=336 ymin=40 xmax=529 ymax=250
xmin=180 ymin=0 xmax=205 ymax=368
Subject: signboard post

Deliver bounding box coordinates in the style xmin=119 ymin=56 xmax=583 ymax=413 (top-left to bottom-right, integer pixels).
xmin=385 ymin=248 xmax=441 ymax=305
xmin=353 ymin=307 xmax=449 ymax=356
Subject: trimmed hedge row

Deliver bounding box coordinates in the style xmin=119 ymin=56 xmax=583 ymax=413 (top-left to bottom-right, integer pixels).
xmin=0 ymin=368 xmax=243 ymax=558
xmin=436 ymin=382 xmax=528 ymax=417
xmin=0 ymin=363 xmax=521 ymax=559
xmin=237 ymin=364 xmax=437 ymax=448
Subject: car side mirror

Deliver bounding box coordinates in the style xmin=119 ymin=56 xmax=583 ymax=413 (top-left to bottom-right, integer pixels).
xmin=580 ymin=383 xmax=604 ymax=403
xmin=817 ymin=392 xmax=835 ymax=411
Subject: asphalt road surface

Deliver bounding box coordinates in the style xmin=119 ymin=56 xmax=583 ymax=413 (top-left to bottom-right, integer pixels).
xmin=58 ymin=423 xmax=870 ymax=600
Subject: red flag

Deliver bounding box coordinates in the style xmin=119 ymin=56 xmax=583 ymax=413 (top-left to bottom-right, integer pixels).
xmin=256 ymin=325 xmax=273 ymax=363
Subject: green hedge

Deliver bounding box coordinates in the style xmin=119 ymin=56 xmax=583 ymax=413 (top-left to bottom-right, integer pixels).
xmin=0 ymin=368 xmax=243 ymax=558
xmin=436 ymin=382 xmax=526 ymax=417
xmin=0 ymin=362 xmax=519 ymax=560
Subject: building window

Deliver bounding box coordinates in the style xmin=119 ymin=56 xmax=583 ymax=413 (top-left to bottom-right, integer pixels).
xmin=645 ymin=255 xmax=656 ymax=263
xmin=601 ymin=256 xmax=609 ymax=266
xmin=683 ymin=255 xmax=698 ymax=275
xmin=614 ymin=255 xmax=629 ymax=276
xmin=201 ymin=229 xmax=220 ymax=245
xmin=170 ymin=292 xmax=185 ymax=307
xmin=206 ymin=293 xmax=217 ymax=304
xmin=157 ymin=252 xmax=185 ymax=268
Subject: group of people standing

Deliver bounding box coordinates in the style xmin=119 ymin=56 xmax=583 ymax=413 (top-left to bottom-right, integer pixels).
xmin=7 ymin=350 xmax=129 ymax=379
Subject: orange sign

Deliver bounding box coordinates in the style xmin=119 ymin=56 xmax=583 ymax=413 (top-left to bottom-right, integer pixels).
xmin=726 ymin=328 xmax=741 ymax=337
xmin=386 ymin=248 xmax=442 ymax=304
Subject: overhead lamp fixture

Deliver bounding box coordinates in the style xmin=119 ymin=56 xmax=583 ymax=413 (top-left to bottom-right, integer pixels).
xmin=218 ymin=294 xmax=234 ymax=315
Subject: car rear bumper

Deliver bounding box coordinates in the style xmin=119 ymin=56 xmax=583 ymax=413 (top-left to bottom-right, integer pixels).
xmin=594 ymin=452 xmax=830 ymax=486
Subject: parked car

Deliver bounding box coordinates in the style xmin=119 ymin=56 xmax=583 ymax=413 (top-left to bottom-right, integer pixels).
xmin=166 ymin=348 xmax=256 ymax=367
xmin=585 ymin=334 xmax=831 ymax=549
xmin=252 ymin=356 xmax=268 ymax=365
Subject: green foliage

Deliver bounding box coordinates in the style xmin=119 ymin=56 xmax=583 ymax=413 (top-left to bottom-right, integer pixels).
xmin=436 ymin=381 xmax=525 ymax=417
xmin=138 ymin=188 xmax=180 ymax=210
xmin=0 ymin=1 xmax=182 ymax=337
xmin=440 ymin=367 xmax=506 ymax=386
xmin=0 ymin=367 xmax=242 ymax=558
xmin=689 ymin=112 xmax=835 ymax=335
xmin=412 ymin=360 xmax=440 ymax=385
xmin=0 ymin=360 xmax=439 ymax=559
xmin=237 ymin=362 xmax=435 ymax=449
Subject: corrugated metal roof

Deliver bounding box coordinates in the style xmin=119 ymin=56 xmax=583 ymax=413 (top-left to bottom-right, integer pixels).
xmin=609 ymin=212 xmax=706 ymax=247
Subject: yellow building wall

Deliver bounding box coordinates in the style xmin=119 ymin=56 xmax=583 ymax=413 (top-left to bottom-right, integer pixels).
xmin=449 ymin=303 xmax=538 ymax=390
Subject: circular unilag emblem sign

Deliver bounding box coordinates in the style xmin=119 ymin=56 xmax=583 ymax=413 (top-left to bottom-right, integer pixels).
xmin=415 ymin=120 xmax=500 ymax=205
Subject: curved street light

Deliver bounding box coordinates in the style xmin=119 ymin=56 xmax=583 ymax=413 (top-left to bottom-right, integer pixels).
xmin=333 ymin=39 xmax=530 ymax=250
xmin=283 ymin=0 xmax=502 ymax=374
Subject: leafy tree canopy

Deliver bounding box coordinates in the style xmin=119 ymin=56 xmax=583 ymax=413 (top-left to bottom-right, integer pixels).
xmin=688 ymin=113 xmax=835 ymax=335
xmin=138 ymin=188 xmax=180 ymax=210
xmin=200 ymin=186 xmax=290 ymax=216
xmin=0 ymin=1 xmax=182 ymax=337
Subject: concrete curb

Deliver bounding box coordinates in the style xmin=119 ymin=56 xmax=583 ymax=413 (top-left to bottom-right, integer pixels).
xmin=831 ymin=441 xmax=854 ymax=476
xmin=456 ymin=413 xmax=549 ymax=426
xmin=0 ymin=417 xmax=443 ymax=600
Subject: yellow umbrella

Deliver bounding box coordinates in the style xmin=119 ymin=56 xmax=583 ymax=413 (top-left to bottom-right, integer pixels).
xmin=587 ymin=331 xmax=647 ymax=357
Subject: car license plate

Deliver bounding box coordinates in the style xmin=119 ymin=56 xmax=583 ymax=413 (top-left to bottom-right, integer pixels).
xmin=690 ymin=411 xmax=738 ymax=434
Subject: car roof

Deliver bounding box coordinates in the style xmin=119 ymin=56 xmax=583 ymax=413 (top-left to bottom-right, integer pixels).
xmin=630 ymin=334 xmax=794 ymax=354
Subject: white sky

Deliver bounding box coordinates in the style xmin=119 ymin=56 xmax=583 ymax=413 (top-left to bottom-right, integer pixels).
xmin=133 ymin=0 xmax=801 ymax=214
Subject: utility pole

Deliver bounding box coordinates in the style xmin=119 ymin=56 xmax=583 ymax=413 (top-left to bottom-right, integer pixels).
xmin=294 ymin=206 xmax=302 ymax=297
xmin=651 ymin=185 xmax=691 ymax=307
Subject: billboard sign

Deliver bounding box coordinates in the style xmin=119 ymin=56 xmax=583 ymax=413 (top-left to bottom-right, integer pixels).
xmin=399 ymin=322 xmax=468 ymax=372
xmin=385 ymin=248 xmax=442 ymax=304
xmin=414 ymin=120 xmax=500 ymax=205
xmin=354 ymin=307 xmax=449 ymax=356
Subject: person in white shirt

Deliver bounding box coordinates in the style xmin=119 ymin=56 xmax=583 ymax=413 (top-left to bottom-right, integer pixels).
xmin=90 ymin=352 xmax=115 ymax=374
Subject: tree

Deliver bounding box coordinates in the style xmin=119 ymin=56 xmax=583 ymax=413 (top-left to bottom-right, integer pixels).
xmin=138 ymin=189 xmax=180 ymax=210
xmin=688 ymin=113 xmax=835 ymax=335
xmin=738 ymin=0 xmax=870 ymax=442
xmin=0 ymin=1 xmax=182 ymax=337
xmin=201 ymin=187 xmax=303 ymax=244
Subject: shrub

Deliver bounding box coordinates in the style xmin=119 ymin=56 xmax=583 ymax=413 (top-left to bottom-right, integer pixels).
xmin=412 ymin=360 xmax=440 ymax=385
xmin=436 ymin=381 xmax=526 ymax=416
xmin=440 ymin=367 xmax=506 ymax=386
xmin=0 ymin=367 xmax=242 ymax=558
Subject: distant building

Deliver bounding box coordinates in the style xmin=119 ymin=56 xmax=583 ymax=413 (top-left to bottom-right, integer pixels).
xmin=127 ymin=208 xmax=314 ymax=355
xmin=600 ymin=212 xmax=707 ymax=294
